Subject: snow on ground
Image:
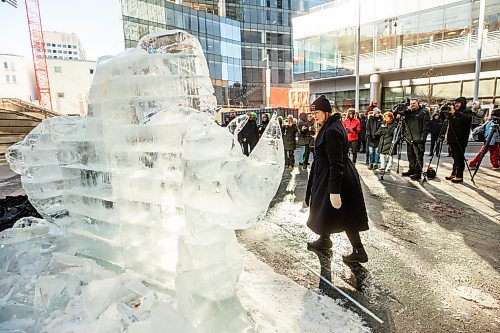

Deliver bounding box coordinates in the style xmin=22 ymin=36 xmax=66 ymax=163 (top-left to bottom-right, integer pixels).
xmin=239 ymin=248 xmax=371 ymax=333
xmin=0 ymin=218 xmax=369 ymax=333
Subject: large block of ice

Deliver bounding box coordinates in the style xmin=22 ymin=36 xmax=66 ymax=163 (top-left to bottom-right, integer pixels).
xmin=2 ymin=29 xmax=284 ymax=332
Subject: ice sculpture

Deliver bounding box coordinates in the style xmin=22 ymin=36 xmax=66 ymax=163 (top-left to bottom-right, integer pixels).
xmin=3 ymin=30 xmax=284 ymax=332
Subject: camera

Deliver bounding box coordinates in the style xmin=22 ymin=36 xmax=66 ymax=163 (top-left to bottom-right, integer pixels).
xmin=392 ymin=98 xmax=410 ymax=117
xmin=438 ymin=101 xmax=454 ymax=119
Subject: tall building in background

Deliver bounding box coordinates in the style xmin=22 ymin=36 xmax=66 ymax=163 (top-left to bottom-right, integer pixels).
xmin=46 ymin=59 xmax=96 ymax=116
xmin=0 ymin=54 xmax=37 ymax=102
xmin=40 ymin=31 xmax=86 ymax=61
xmin=120 ymin=0 xmax=325 ymax=107
xmin=293 ymin=0 xmax=500 ymax=112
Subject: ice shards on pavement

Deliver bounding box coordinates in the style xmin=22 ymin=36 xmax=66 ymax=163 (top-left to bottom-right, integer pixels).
xmin=1 ymin=30 xmax=284 ymax=332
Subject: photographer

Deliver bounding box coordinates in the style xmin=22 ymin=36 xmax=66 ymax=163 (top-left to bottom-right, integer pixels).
xmin=469 ymin=108 xmax=500 ymax=170
xmin=401 ymin=98 xmax=430 ymax=181
xmin=444 ymin=97 xmax=472 ymax=183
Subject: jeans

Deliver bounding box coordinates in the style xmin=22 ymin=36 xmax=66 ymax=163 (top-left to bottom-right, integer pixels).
xmin=379 ymin=154 xmax=393 ymax=171
xmin=298 ymin=144 xmax=311 ymax=164
xmin=368 ymin=146 xmax=380 ymax=165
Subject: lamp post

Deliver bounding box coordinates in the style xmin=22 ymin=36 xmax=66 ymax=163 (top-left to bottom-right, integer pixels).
xmin=473 ymin=0 xmax=486 ymax=102
xmin=262 ymin=55 xmax=270 ymax=108
xmin=354 ymin=0 xmax=361 ymax=114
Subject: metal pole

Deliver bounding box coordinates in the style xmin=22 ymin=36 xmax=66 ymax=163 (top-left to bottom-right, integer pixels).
xmin=473 ymin=0 xmax=486 ymax=101
xmin=354 ymin=0 xmax=361 ymax=113
xmin=266 ymin=56 xmax=271 ymax=108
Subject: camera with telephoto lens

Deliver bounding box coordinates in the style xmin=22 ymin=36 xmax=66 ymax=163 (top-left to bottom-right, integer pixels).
xmin=438 ymin=101 xmax=454 ymax=119
xmin=392 ymin=98 xmax=410 ymax=117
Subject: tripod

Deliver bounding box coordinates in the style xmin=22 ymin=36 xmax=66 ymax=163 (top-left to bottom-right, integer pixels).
xmin=423 ymin=118 xmax=448 ymax=182
xmin=471 ymin=122 xmax=499 ymax=182
xmin=380 ymin=118 xmax=403 ymax=180
xmin=380 ymin=116 xmax=422 ymax=180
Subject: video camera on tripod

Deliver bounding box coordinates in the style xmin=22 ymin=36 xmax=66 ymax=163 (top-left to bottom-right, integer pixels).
xmin=391 ymin=98 xmax=410 ymax=118
xmin=437 ymin=101 xmax=455 ymax=119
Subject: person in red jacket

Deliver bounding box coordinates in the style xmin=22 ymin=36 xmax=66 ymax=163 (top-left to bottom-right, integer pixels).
xmin=342 ymin=108 xmax=361 ymax=163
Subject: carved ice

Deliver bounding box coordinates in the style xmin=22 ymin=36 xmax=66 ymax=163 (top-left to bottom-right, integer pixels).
xmin=1 ymin=30 xmax=284 ymax=332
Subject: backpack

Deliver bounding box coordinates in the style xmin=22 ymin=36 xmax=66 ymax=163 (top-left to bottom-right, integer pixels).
xmin=472 ymin=125 xmax=485 ymax=142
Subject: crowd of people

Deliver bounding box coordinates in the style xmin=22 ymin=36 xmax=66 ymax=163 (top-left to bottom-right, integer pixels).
xmin=224 ymin=95 xmax=499 ymax=183
xmin=222 ymin=95 xmax=498 ymax=264
xmin=336 ymin=97 xmax=499 ymax=183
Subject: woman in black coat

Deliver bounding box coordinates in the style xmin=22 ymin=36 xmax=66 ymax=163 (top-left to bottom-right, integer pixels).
xmin=305 ymin=95 xmax=369 ymax=263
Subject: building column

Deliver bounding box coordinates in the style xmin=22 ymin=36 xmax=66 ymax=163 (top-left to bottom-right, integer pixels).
xmin=218 ymin=0 xmax=226 ymax=17
xmin=370 ymin=74 xmax=382 ymax=106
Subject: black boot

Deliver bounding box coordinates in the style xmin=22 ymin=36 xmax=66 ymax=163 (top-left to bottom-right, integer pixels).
xmin=342 ymin=247 xmax=368 ymax=263
xmin=307 ymin=235 xmax=332 ymax=250
xmin=401 ymin=170 xmax=414 ymax=177
xmin=410 ymin=173 xmax=421 ymax=181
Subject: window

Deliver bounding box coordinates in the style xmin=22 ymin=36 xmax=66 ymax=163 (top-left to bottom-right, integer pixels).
xmin=54 ymin=66 xmax=62 ymax=73
xmin=63 ymin=51 xmax=67 ymax=54
xmin=3 ymin=62 xmax=8 ymax=69
xmin=5 ymin=74 xmax=10 ymax=82
xmin=89 ymin=69 xmax=94 ymax=74
xmin=63 ymin=44 xmax=67 ymax=48
xmin=57 ymin=92 xmax=64 ymax=98
xmin=57 ymin=44 xmax=61 ymax=47
xmin=12 ymin=75 xmax=16 ymax=83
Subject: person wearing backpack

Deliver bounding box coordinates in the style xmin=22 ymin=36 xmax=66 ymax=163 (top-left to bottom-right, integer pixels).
xmin=469 ymin=109 xmax=500 ymax=170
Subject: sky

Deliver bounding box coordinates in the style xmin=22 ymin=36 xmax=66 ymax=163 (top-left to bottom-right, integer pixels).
xmin=0 ymin=0 xmax=125 ymax=61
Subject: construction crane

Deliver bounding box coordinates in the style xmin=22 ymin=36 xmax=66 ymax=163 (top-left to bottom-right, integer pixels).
xmin=24 ymin=0 xmax=53 ymax=110
xmin=1 ymin=0 xmax=18 ymax=8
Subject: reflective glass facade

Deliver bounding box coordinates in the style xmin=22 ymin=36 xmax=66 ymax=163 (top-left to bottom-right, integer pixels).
xmin=293 ymin=0 xmax=500 ymax=81
xmin=121 ymin=0 xmax=325 ymax=107
xmin=232 ymin=0 xmax=327 ymax=106
xmin=122 ymin=0 xmax=242 ymax=105
xmin=293 ymin=0 xmax=500 ymax=111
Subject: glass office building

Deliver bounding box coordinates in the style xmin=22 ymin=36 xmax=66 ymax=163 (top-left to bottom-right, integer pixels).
xmin=122 ymin=0 xmax=242 ymax=105
xmin=121 ymin=0 xmax=324 ymax=107
xmin=293 ymin=0 xmax=500 ymax=111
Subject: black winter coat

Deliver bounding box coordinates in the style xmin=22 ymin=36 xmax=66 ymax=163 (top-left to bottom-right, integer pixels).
xmin=376 ymin=122 xmax=397 ymax=155
xmin=258 ymin=120 xmax=269 ymax=137
xmin=403 ymin=106 xmax=430 ymax=144
xmin=238 ymin=119 xmax=259 ymax=144
xmin=366 ymin=116 xmax=382 ymax=147
xmin=359 ymin=116 xmax=367 ymax=139
xmin=430 ymin=117 xmax=444 ymax=139
xmin=282 ymin=124 xmax=298 ymax=150
xmin=298 ymin=120 xmax=314 ymax=146
xmin=305 ymin=114 xmax=369 ymax=235
xmin=447 ymin=108 xmax=472 ymax=147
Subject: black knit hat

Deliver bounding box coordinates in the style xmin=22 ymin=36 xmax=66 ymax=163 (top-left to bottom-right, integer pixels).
xmin=311 ymin=95 xmax=332 ymax=113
